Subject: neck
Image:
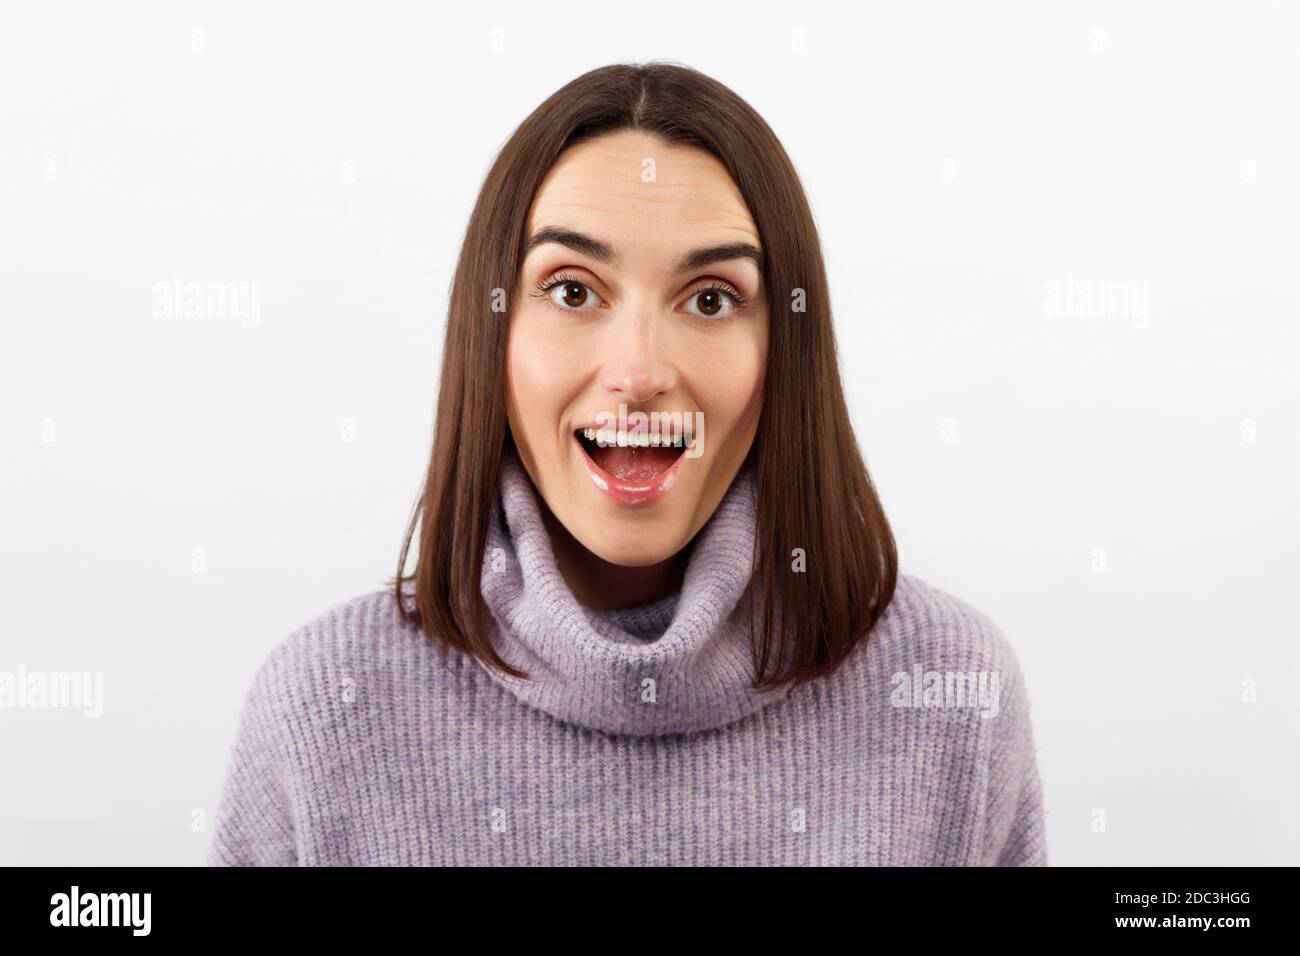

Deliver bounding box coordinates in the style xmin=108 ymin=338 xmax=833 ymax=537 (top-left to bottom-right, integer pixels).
xmin=538 ymin=502 xmax=691 ymax=611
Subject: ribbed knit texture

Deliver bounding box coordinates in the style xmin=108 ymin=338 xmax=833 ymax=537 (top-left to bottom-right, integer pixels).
xmin=209 ymin=452 xmax=1047 ymax=866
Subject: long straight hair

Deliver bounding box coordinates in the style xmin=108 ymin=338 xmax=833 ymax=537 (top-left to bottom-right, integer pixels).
xmin=395 ymin=62 xmax=897 ymax=689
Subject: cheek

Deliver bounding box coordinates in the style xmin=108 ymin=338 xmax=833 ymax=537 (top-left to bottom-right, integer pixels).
xmin=506 ymin=315 xmax=581 ymax=446
xmin=681 ymin=327 xmax=766 ymax=436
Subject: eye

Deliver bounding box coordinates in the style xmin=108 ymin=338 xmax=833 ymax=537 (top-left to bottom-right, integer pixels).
xmin=530 ymin=273 xmax=752 ymax=318
xmin=682 ymin=282 xmax=749 ymax=320
xmin=532 ymin=273 xmax=604 ymax=312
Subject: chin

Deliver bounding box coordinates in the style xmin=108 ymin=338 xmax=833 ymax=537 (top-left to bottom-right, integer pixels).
xmin=575 ymin=517 xmax=690 ymax=568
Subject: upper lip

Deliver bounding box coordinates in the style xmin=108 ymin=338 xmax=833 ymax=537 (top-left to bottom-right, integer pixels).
xmin=569 ymin=413 xmax=699 ymax=432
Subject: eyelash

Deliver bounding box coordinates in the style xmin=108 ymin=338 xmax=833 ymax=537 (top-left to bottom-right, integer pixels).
xmin=529 ymin=271 xmax=751 ymax=317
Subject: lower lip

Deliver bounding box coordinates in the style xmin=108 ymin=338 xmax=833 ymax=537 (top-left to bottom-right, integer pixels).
xmin=574 ymin=436 xmax=687 ymax=507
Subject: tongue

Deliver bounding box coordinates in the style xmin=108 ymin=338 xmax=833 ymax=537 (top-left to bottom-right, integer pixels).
xmin=589 ymin=444 xmax=680 ymax=482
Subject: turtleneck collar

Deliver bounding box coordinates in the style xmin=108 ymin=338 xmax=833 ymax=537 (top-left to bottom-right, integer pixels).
xmin=477 ymin=448 xmax=793 ymax=738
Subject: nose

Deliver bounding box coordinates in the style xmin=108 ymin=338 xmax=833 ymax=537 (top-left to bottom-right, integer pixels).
xmin=597 ymin=308 xmax=676 ymax=404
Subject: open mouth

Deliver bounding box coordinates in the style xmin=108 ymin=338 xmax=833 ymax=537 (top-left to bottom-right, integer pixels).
xmin=574 ymin=427 xmax=688 ymax=483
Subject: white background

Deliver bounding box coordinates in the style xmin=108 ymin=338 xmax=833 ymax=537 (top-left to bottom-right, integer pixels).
xmin=2 ymin=1 xmax=1297 ymax=866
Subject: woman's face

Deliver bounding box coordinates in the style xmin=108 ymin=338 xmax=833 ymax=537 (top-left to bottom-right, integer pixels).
xmin=506 ymin=129 xmax=768 ymax=568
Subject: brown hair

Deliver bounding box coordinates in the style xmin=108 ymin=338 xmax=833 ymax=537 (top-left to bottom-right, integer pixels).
xmin=395 ymin=61 xmax=897 ymax=689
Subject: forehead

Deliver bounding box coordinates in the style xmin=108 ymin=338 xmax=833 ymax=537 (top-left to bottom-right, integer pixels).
xmin=526 ymin=130 xmax=760 ymax=258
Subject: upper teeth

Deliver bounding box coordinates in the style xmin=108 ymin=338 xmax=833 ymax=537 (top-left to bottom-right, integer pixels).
xmin=582 ymin=427 xmax=688 ymax=448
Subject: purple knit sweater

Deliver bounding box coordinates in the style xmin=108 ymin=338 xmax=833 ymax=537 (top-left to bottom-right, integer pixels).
xmin=209 ymin=452 xmax=1046 ymax=865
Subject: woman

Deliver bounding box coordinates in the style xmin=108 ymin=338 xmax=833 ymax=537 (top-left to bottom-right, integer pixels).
xmin=210 ymin=62 xmax=1046 ymax=866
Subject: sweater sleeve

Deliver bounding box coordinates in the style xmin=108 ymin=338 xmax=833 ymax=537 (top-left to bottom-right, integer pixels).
xmin=992 ymin=749 xmax=1046 ymax=866
xmin=207 ymin=643 xmax=299 ymax=866
xmin=980 ymin=639 xmax=1047 ymax=867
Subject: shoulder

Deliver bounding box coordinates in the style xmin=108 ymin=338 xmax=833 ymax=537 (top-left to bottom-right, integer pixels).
xmin=843 ymin=572 xmax=1037 ymax=749
xmin=236 ymin=587 xmax=466 ymax=724
xmin=864 ymin=572 xmax=1027 ymax=683
xmin=265 ymin=586 xmax=424 ymax=668
xmin=826 ymin=574 xmax=1045 ymax=864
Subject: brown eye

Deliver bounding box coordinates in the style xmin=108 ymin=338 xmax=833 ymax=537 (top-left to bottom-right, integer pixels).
xmin=561 ymin=282 xmax=586 ymax=307
xmin=545 ymin=279 xmax=601 ymax=311
xmin=695 ymin=290 xmax=723 ymax=316
xmin=684 ymin=286 xmax=741 ymax=320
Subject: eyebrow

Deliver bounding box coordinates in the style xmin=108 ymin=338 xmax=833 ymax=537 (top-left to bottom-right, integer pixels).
xmin=523 ymin=226 xmax=764 ymax=275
